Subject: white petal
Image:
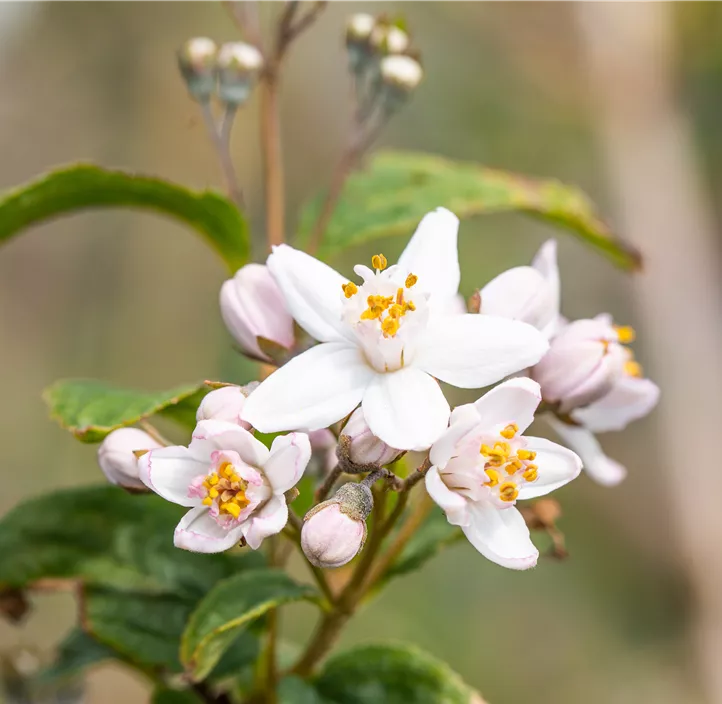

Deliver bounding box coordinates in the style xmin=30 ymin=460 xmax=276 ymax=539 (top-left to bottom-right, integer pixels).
xmin=264 ymin=432 xmax=312 ymax=494
xmin=531 ymin=239 xmax=560 ymax=337
xmin=174 ymin=507 xmax=244 ymax=553
xmin=242 ymin=342 xmax=374 ymax=432
xmin=429 ymin=404 xmax=480 ymax=468
xmin=397 ymin=208 xmax=460 ymax=307
xmin=362 ymin=367 xmax=450 ymax=451
xmin=267 ymin=244 xmax=350 ymax=343
xmin=138 ymin=446 xmax=206 ymax=507
xmin=545 ymin=415 xmax=627 ymax=486
xmin=415 ymin=314 xmax=549 ymax=389
xmin=462 ymin=502 xmax=538 ymax=570
xmin=241 ymin=496 xmax=289 ymax=550
xmin=571 ymin=376 xmax=660 ymax=433
xmin=191 ymin=420 xmax=269 ymax=468
xmin=471 ymin=377 xmax=542 ymax=435
xmin=425 ymin=467 xmax=470 ymax=527
xmin=517 ymin=436 xmax=581 ymax=499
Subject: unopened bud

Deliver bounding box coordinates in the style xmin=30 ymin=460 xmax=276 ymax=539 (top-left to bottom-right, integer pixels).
xmin=220 ymin=263 xmax=295 ymax=363
xmin=196 ymin=385 xmax=254 ymax=429
xmin=380 ymin=55 xmax=423 ymax=94
xmin=301 ymin=483 xmax=372 ymax=568
xmin=370 ymin=23 xmax=409 ymax=55
xmin=97 ymin=428 xmax=161 ymax=490
xmin=346 ymin=13 xmax=375 ymax=44
xmin=308 ymin=428 xmax=338 ymax=477
xmin=338 ymin=408 xmax=402 ymax=472
xmin=216 ymin=41 xmax=264 ymax=106
xmin=178 ymin=37 xmax=217 ymax=101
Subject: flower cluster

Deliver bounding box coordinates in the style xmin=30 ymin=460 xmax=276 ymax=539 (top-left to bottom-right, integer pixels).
xmin=97 ymin=209 xmax=657 ymax=570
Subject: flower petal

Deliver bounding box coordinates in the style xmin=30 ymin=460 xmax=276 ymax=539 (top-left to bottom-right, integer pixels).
xmin=531 ymin=239 xmax=560 ymax=337
xmin=517 ymin=436 xmax=581 ymax=499
xmin=545 ymin=415 xmax=627 ymax=486
xmin=174 ymin=507 xmax=244 ymax=553
xmin=267 ymin=244 xmax=350 ymax=343
xmin=241 ymin=496 xmax=289 ymax=550
xmin=571 ymin=376 xmax=660 ymax=433
xmin=397 ymin=208 xmax=460 ymax=307
xmin=138 ymin=446 xmax=206 ymax=507
xmin=362 ymin=367 xmax=450 ymax=451
xmin=415 ymin=314 xmax=549 ymax=389
xmin=242 ymin=342 xmax=374 ymax=432
xmin=191 ymin=420 xmax=269 ymax=468
xmin=264 ymin=432 xmax=312 ymax=494
xmin=429 ymin=404 xmax=480 ymax=468
xmin=471 ymin=377 xmax=542 ymax=435
xmin=425 ymin=467 xmax=471 ymax=527
xmin=462 ymin=502 xmax=538 ymax=570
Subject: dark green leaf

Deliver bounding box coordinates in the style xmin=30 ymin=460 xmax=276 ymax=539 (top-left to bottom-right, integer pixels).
xmin=0 ymin=164 xmax=249 ymax=272
xmin=278 ymin=676 xmax=324 ymax=704
xmin=181 ymin=569 xmax=318 ymax=681
xmin=299 ymin=150 xmax=640 ymax=271
xmin=206 ymin=631 xmax=260 ymax=683
xmin=151 ymin=687 xmax=203 ymax=704
xmin=314 ymin=643 xmax=475 ymax=704
xmin=37 ymin=629 xmax=118 ymax=685
xmin=43 ymin=379 xmax=209 ymax=442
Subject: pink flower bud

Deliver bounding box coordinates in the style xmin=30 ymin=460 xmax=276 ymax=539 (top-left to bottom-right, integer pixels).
xmin=308 ymin=428 xmax=337 ymax=476
xmin=532 ymin=318 xmax=627 ymax=414
xmin=219 ymin=264 xmax=295 ymax=362
xmin=97 ymin=428 xmax=162 ymax=489
xmin=301 ymin=483 xmax=372 ymax=568
xmin=196 ymin=385 xmax=252 ymax=429
xmin=340 ymin=408 xmax=403 ymax=469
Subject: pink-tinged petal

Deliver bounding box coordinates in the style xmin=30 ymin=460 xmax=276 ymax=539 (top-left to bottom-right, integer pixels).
xmin=425 ymin=467 xmax=471 ymax=527
xmin=138 ymin=447 xmax=206 ymax=507
xmin=191 ymin=420 xmax=269 ymax=468
xmin=517 ymin=436 xmax=581 ymax=500
xmin=429 ymin=404 xmax=480 ymax=468
xmin=363 ymin=367 xmax=450 ymax=451
xmin=266 ymin=244 xmax=350 ymax=343
xmin=264 ymin=432 xmax=312 ymax=493
xmin=242 ymin=342 xmax=374 ymax=433
xmin=545 ymin=416 xmax=627 ymax=486
xmin=174 ymin=507 xmax=244 ymax=553
xmin=415 ymin=315 xmax=549 ymax=389
xmin=472 ymin=377 xmax=542 ymax=435
xmin=531 ymin=239 xmax=560 ymax=337
xmin=462 ymin=502 xmax=538 ymax=570
xmin=397 ymin=208 xmax=460 ymax=307
xmin=571 ymin=376 xmax=660 ymax=433
xmin=241 ymin=496 xmax=289 ymax=549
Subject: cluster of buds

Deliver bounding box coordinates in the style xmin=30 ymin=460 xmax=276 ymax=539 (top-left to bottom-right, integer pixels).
xmin=177 ymin=37 xmax=263 ymax=107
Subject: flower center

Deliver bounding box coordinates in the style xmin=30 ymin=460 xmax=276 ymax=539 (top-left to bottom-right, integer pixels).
xmin=480 ymin=424 xmax=538 ymax=502
xmin=200 ymin=461 xmax=250 ymax=519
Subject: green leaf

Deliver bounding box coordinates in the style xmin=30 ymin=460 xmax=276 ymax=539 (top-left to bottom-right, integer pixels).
xmin=299 ymin=150 xmax=641 ymax=271
xmin=0 ymin=485 xmax=261 ymax=592
xmin=43 ymin=379 xmax=210 ymax=442
xmin=314 ymin=643 xmax=475 ymax=704
xmin=181 ymin=569 xmax=319 ymax=682
xmin=0 ymin=164 xmax=249 ymax=272
xmin=278 ymin=676 xmax=325 ymax=704
xmin=151 ymin=687 xmax=203 ymax=704
xmin=37 ymin=629 xmax=118 ymax=685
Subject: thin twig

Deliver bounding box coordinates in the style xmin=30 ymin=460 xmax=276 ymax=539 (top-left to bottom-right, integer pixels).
xmin=315 ymin=464 xmax=343 ymax=503
xmin=225 ymin=1 xmax=264 ymax=51
xmin=280 ymin=2 xmax=327 ymax=57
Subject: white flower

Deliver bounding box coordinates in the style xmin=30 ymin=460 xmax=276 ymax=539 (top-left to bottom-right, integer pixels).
xmin=242 ymin=208 xmax=549 ymax=451
xmin=138 ymin=420 xmax=310 ymax=553
xmin=196 ymin=385 xmax=252 ymax=429
xmin=97 ymin=428 xmax=162 ymax=489
xmin=380 ymin=55 xmax=423 ymax=92
xmin=425 ymin=377 xmax=581 ymax=570
xmin=480 ymin=239 xmax=560 ymax=340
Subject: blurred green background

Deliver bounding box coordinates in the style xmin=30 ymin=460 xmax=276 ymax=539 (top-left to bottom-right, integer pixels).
xmin=2 ymin=2 xmax=721 ymax=703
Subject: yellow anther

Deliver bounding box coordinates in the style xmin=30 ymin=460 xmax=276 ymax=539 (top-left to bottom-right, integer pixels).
xmin=406 ymin=300 xmax=416 ymax=312
xmin=500 ymin=423 xmax=518 ymax=440
xmin=342 ymin=282 xmax=358 ymax=298
xmin=480 ymin=444 xmax=491 ymax=456
xmin=202 ymin=497 xmax=213 ymax=506
xmin=625 ymin=360 xmax=643 ymax=377
xmin=505 ymin=458 xmax=523 ymax=475
xmin=405 ymin=273 xmax=418 ymax=288
xmin=517 ymin=449 xmax=536 ymax=461
xmin=499 ymin=482 xmax=519 ymax=503
xmin=523 ymin=464 xmax=538 ymax=482
xmin=615 ymin=325 xmax=636 ymax=344
xmin=221 ymin=502 xmax=241 ymax=519
xmin=208 ymin=488 xmax=219 ymax=499
xmin=208 ymin=475 xmax=219 ymax=486
xmin=381 ymin=317 xmax=400 ymax=337
xmin=485 ymin=468 xmax=500 ymax=487
xmin=230 ymin=474 xmax=240 ymax=483
xmin=371 ymin=253 xmax=388 ymax=271
xmin=387 ymin=304 xmax=405 ymax=319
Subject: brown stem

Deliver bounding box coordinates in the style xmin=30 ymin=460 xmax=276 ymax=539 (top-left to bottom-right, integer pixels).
xmin=315 ymin=464 xmax=342 ymax=503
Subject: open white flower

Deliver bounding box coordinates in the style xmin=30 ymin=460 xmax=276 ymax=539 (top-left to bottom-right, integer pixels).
xmin=425 ymin=377 xmax=581 ymax=570
xmin=242 ymin=208 xmax=549 ymax=451
xmin=138 ymin=420 xmax=310 ymax=553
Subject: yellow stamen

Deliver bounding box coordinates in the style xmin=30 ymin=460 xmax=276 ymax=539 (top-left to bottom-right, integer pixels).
xmin=499 ymin=482 xmax=519 ymax=502
xmin=517 ymin=449 xmax=536 ymax=461
xmin=500 ymin=423 xmax=518 ymax=440
xmin=381 ymin=317 xmax=400 ymax=337
xmin=405 ymin=273 xmax=418 ymax=288
xmin=202 ymin=497 xmax=213 ymax=506
xmin=615 ymin=325 xmax=636 ymax=344
xmin=342 ymin=282 xmax=358 ymax=298
xmin=371 ymin=253 xmax=388 ymax=271
xmin=221 ymin=502 xmax=241 ymax=519
xmin=505 ymin=458 xmax=522 ymax=475
xmin=485 ymin=468 xmax=500 ymax=487
xmin=406 ymin=300 xmax=416 ymax=311
xmin=625 ymin=360 xmax=643 ymax=377
xmin=208 ymin=475 xmax=219 ymax=486
xmin=208 ymin=488 xmax=219 ymax=499
xmin=523 ymin=464 xmax=538 ymax=482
